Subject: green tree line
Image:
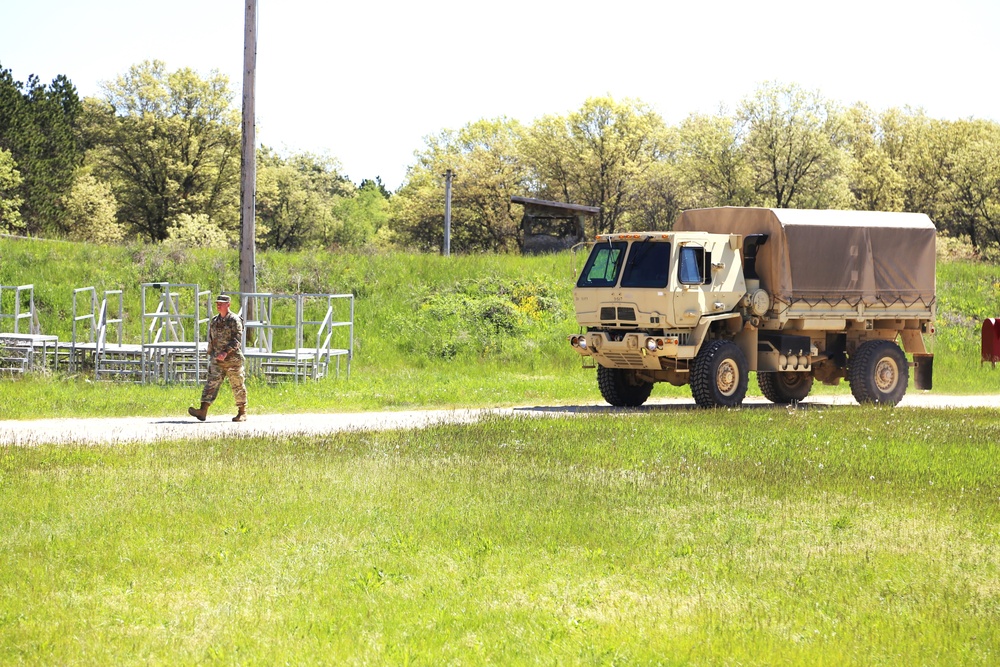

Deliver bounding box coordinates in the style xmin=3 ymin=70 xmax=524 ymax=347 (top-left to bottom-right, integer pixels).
xmin=2 ymin=60 xmax=999 ymax=256
xmin=0 ymin=60 xmax=390 ymax=249
xmin=401 ymin=86 xmax=1000 ymax=255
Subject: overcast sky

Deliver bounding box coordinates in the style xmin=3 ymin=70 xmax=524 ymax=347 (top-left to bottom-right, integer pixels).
xmin=2 ymin=0 xmax=998 ymax=190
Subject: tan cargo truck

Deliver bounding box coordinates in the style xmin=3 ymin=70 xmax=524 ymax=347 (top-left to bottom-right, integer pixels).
xmin=568 ymin=207 xmax=936 ymax=408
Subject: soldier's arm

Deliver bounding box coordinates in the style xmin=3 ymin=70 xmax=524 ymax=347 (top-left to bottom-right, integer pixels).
xmin=221 ymin=317 xmax=243 ymax=355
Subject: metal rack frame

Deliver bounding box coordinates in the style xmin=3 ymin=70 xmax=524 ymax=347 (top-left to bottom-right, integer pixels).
xmin=141 ymin=282 xmax=211 ymax=383
xmin=225 ymin=291 xmax=354 ymax=382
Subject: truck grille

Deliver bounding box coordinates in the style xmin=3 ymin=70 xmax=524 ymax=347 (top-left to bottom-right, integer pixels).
xmin=600 ymin=352 xmax=645 ymax=368
xmin=600 ymin=306 xmax=637 ymax=323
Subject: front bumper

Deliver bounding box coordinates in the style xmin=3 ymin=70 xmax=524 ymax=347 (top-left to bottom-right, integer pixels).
xmin=568 ymin=331 xmax=691 ymax=369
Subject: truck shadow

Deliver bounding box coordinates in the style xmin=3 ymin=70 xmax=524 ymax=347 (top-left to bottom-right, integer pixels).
xmin=513 ymin=400 xmax=831 ymax=415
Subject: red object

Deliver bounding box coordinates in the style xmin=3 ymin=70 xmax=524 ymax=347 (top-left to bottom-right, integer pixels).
xmin=983 ymin=319 xmax=1000 ymax=365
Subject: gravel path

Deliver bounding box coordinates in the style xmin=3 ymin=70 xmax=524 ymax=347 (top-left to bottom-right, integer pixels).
xmin=1 ymin=393 xmax=997 ymax=446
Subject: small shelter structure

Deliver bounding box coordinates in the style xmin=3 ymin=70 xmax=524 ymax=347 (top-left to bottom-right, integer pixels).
xmin=512 ymin=196 xmax=600 ymax=254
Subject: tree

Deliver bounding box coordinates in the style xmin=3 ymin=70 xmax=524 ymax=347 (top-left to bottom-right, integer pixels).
xmin=359 ymin=177 xmax=391 ymax=199
xmin=627 ymin=155 xmax=687 ymax=231
xmin=333 ymin=179 xmax=390 ymax=247
xmin=82 ymin=61 xmax=240 ymax=241
xmin=675 ymin=112 xmax=754 ymax=209
xmin=60 ymin=169 xmax=124 ymax=243
xmin=841 ymin=104 xmax=904 ymax=211
xmin=165 ymin=212 xmax=230 ymax=249
xmin=940 ymin=119 xmax=1000 ymax=251
xmin=0 ymin=147 xmax=24 ymax=233
xmin=881 ymin=108 xmax=957 ymax=222
xmin=255 ymin=148 xmax=353 ymax=250
xmin=737 ymin=82 xmax=850 ymax=209
xmin=0 ymin=64 xmax=82 ymax=235
xmin=524 ymin=97 xmax=668 ymax=234
xmin=393 ymin=118 xmax=527 ymax=252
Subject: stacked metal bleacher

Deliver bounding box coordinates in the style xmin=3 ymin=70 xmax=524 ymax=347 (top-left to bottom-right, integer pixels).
xmin=3 ymin=283 xmax=353 ymax=385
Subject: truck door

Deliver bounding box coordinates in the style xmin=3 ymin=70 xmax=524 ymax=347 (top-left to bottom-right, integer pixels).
xmin=673 ymin=243 xmax=713 ymax=326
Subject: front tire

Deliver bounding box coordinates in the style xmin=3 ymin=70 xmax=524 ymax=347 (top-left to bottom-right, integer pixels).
xmin=691 ymin=340 xmax=748 ymax=408
xmin=757 ymin=371 xmax=814 ymax=404
xmin=597 ymin=366 xmax=654 ymax=407
xmin=848 ymin=340 xmax=908 ymax=406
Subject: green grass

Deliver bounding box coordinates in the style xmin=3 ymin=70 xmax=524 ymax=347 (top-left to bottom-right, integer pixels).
xmin=1 ymin=236 xmax=999 ymax=420
xmin=0 ymin=366 xmax=618 ymax=420
xmin=933 ymin=259 xmax=1000 ymax=389
xmin=2 ymin=407 xmax=998 ymax=665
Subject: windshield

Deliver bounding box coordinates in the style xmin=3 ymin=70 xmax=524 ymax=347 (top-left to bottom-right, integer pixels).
xmin=577 ymin=241 xmax=627 ymax=287
xmin=620 ymin=241 xmax=671 ymax=288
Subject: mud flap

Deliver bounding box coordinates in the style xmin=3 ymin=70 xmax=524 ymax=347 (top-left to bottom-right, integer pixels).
xmin=913 ymin=353 xmax=933 ymax=390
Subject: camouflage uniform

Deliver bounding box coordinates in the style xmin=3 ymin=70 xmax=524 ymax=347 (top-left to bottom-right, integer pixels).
xmin=201 ymin=311 xmax=247 ymax=406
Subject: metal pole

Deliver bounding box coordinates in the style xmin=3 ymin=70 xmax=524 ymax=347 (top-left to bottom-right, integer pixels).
xmin=443 ymin=169 xmax=453 ymax=256
xmin=239 ymin=0 xmax=258 ymax=315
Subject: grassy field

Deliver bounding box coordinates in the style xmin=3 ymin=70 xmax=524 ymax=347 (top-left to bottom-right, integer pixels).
xmin=2 ymin=407 xmax=998 ymax=665
xmin=3 ymin=239 xmax=1000 ymax=664
xmin=1 ymin=236 xmax=999 ymax=420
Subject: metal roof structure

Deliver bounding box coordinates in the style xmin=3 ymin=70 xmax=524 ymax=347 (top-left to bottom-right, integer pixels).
xmin=511 ymin=196 xmax=600 ymax=254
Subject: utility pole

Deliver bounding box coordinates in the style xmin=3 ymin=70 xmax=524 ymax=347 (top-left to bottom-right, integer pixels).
xmin=239 ymin=0 xmax=257 ymax=313
xmin=443 ymin=169 xmax=453 ymax=257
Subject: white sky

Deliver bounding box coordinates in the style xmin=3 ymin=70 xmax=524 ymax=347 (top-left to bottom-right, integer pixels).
xmin=2 ymin=0 xmax=998 ymax=190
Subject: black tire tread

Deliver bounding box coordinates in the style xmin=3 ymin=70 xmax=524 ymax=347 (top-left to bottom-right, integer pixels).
xmin=757 ymin=372 xmax=814 ymax=404
xmin=848 ymin=340 xmax=908 ymax=406
xmin=690 ymin=339 xmax=749 ymax=408
xmin=597 ymin=365 xmax=653 ymax=407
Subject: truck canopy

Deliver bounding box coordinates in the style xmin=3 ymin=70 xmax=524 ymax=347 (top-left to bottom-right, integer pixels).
xmin=673 ymin=207 xmax=936 ymax=307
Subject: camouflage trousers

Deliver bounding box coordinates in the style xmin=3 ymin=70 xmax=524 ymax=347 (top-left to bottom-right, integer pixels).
xmin=201 ymin=356 xmax=247 ymax=406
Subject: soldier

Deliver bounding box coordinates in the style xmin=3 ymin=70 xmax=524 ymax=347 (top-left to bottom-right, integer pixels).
xmin=188 ymin=294 xmax=248 ymax=422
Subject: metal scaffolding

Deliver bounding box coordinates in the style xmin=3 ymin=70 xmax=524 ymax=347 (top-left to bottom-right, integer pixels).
xmin=228 ymin=291 xmax=354 ymax=382
xmin=0 ymin=284 xmax=57 ymax=374
xmin=64 ymin=287 xmax=135 ymax=377
xmin=141 ymin=282 xmax=211 ymax=384
xmin=3 ymin=284 xmax=354 ymax=384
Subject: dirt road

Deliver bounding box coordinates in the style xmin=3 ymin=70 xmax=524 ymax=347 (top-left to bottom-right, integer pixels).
xmin=1 ymin=393 xmax=997 ymax=446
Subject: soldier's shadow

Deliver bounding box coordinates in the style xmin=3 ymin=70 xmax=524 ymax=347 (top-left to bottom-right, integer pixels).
xmin=152 ymin=419 xmax=228 ymax=425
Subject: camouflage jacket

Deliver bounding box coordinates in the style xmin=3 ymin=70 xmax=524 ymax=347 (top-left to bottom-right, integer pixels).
xmin=207 ymin=312 xmax=244 ymax=359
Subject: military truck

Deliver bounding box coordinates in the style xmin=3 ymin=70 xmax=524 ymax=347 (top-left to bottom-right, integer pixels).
xmin=568 ymin=207 xmax=936 ymax=408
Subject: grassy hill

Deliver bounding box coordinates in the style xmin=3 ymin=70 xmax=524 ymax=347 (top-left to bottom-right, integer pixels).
xmin=1 ymin=236 xmax=998 ymax=418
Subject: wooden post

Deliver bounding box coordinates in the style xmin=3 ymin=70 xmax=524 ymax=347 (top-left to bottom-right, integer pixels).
xmin=239 ymin=0 xmax=257 ymax=314
xmin=443 ymin=169 xmax=453 ymax=257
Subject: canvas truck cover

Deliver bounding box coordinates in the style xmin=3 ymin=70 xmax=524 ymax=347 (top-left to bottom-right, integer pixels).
xmin=674 ymin=207 xmax=936 ymax=308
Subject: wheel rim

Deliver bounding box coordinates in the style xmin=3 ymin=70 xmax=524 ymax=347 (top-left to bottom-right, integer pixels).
xmin=874 ymin=356 xmax=899 ymax=393
xmin=717 ymin=359 xmax=739 ymax=396
xmin=779 ymin=373 xmax=805 ymax=389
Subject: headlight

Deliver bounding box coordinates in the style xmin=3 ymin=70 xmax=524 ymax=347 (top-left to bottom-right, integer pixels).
xmin=646 ymin=338 xmax=658 ymax=352
xmin=578 ymin=337 xmax=588 ymax=350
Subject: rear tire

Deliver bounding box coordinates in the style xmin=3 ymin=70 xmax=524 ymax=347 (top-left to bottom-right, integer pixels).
xmin=691 ymin=340 xmax=748 ymax=408
xmin=597 ymin=366 xmax=654 ymax=407
xmin=848 ymin=340 xmax=908 ymax=406
xmin=757 ymin=371 xmax=814 ymax=404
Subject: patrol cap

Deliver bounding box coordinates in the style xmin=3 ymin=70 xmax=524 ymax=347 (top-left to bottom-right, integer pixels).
xmin=216 ymin=294 xmax=231 ymax=304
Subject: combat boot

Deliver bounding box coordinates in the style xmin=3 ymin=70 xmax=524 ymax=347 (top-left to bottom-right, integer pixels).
xmin=233 ymin=404 xmax=247 ymax=422
xmin=188 ymin=402 xmax=210 ymax=421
